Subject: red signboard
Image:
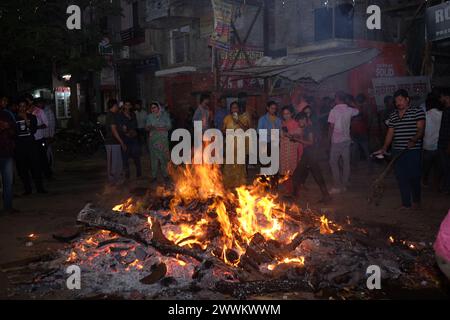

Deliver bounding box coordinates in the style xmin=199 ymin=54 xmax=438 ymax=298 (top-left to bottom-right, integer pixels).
xmin=349 ymin=40 xmax=408 ymax=97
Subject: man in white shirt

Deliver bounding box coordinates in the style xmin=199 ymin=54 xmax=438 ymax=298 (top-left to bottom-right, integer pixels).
xmin=43 ymin=103 xmax=56 ymax=139
xmin=32 ymin=99 xmax=51 ymax=179
xmin=423 ymin=95 xmax=443 ymax=187
xmin=43 ymin=101 xmax=56 ymax=171
xmin=328 ymin=91 xmax=359 ymax=194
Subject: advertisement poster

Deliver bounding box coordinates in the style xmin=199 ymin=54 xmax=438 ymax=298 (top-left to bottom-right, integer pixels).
xmin=209 ymin=0 xmax=234 ymax=50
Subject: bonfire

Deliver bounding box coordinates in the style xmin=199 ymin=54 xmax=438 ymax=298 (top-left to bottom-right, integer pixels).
xmin=4 ymin=163 xmax=443 ymax=300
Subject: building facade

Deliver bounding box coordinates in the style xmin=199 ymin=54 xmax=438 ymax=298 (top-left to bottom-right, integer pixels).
xmin=100 ymin=0 xmax=448 ymax=115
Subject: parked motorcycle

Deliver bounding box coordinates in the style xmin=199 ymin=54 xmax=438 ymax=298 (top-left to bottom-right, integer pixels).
xmin=54 ymin=122 xmax=105 ymax=160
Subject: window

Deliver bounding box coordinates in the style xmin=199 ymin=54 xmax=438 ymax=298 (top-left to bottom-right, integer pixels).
xmin=314 ymin=7 xmax=333 ymax=41
xmin=170 ymin=26 xmax=191 ymax=64
xmin=334 ymin=4 xmax=354 ymax=39
xmin=55 ymin=87 xmax=71 ymax=119
xmin=314 ymin=4 xmax=354 ymax=41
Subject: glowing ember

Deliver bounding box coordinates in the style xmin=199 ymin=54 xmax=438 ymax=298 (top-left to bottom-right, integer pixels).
xmin=268 ymin=256 xmax=305 ymax=271
xmin=85 ymin=237 xmax=98 ymax=246
xmin=125 ymin=259 xmax=144 ymax=271
xmin=66 ymin=251 xmax=77 ymax=262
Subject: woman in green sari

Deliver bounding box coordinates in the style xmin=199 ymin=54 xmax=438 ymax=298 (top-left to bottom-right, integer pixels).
xmin=146 ymin=102 xmax=172 ymax=182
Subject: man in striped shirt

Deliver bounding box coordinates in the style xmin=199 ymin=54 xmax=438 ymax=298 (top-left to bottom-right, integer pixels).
xmin=377 ymin=89 xmax=426 ymax=210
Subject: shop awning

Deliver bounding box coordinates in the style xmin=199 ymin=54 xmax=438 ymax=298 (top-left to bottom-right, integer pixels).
xmin=155 ymin=66 xmax=197 ymax=77
xmin=220 ymin=47 xmax=381 ymax=83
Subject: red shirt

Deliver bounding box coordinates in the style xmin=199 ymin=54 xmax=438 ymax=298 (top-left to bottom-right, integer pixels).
xmin=351 ymin=105 xmax=369 ymax=136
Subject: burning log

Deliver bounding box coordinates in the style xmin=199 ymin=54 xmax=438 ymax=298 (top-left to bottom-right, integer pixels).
xmin=77 ymin=204 xmax=206 ymax=262
xmin=238 ymin=233 xmax=278 ymax=277
xmin=77 ymin=204 xmax=153 ymax=245
xmin=97 ymin=238 xmax=134 ymax=249
xmin=76 ymin=204 xmax=238 ymax=278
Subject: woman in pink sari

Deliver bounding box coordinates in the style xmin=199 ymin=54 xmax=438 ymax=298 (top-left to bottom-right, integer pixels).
xmin=280 ymin=106 xmax=302 ymax=193
xmin=435 ymin=210 xmax=450 ymax=280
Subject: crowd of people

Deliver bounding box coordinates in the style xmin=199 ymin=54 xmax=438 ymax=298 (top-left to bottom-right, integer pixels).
xmin=0 ymin=95 xmax=56 ymax=213
xmin=1 ymin=87 xmax=450 ymax=214
xmin=103 ymin=99 xmax=172 ymax=187
xmin=1 ymin=88 xmax=450 ymax=280
xmin=180 ymin=88 xmax=450 ymax=209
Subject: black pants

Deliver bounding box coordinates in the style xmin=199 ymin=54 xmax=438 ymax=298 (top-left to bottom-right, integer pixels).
xmin=136 ymin=128 xmax=147 ymax=146
xmin=292 ymin=150 xmax=329 ymax=197
xmin=35 ymin=139 xmax=52 ymax=179
xmin=15 ymin=141 xmax=44 ymax=193
xmin=393 ymin=149 xmax=421 ymax=207
xmin=123 ymin=139 xmax=142 ymax=179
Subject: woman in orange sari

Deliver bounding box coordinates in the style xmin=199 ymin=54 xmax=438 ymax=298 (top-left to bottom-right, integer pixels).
xmin=280 ymin=106 xmax=302 ymax=193
xmin=222 ymin=102 xmax=250 ymax=189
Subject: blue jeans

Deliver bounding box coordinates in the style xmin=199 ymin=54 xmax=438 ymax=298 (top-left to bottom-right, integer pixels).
xmin=393 ymin=149 xmax=422 ymax=207
xmin=0 ymin=157 xmax=14 ymax=210
xmin=330 ymin=141 xmax=352 ymax=189
xmin=105 ymin=145 xmax=123 ymax=184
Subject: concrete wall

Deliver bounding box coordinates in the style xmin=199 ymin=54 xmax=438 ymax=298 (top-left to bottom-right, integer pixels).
xmin=271 ymin=0 xmax=383 ymax=51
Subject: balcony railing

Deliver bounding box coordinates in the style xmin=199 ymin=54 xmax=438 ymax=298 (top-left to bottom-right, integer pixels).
xmin=120 ymin=27 xmax=145 ymax=46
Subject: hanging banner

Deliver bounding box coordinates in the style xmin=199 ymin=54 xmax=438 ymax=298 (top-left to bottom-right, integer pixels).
xmin=219 ymin=45 xmax=265 ymax=91
xmin=209 ymin=0 xmax=234 ymax=50
xmin=219 ymin=45 xmax=264 ymax=70
xmin=426 ymin=2 xmax=450 ymax=42
xmin=372 ymin=76 xmax=431 ymax=110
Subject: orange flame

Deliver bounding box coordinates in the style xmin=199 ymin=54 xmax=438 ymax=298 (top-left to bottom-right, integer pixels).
xmin=320 ymin=215 xmax=335 ymax=235
xmin=268 ymin=256 xmax=305 ymax=271
xmin=163 ymin=164 xmax=311 ymax=266
xmin=113 ymin=198 xmax=134 ymax=212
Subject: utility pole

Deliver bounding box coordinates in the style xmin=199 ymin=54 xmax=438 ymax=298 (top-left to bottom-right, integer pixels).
xmin=263 ymin=0 xmax=269 ymax=56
